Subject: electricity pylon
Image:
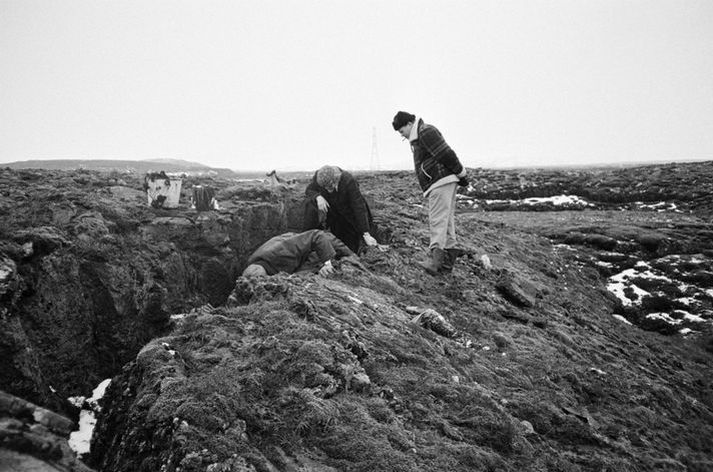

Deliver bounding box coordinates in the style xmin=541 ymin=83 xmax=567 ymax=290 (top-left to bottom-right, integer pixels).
xmin=369 ymin=127 xmax=380 ymax=171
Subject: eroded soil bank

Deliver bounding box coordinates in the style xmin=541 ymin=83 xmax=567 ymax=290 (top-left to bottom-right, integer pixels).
xmin=0 ymin=168 xmax=302 ymax=416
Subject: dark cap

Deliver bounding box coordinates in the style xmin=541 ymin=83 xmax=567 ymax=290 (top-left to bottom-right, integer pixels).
xmin=392 ymin=111 xmax=415 ymax=130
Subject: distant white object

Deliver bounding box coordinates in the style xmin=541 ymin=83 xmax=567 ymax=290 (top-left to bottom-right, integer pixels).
xmin=480 ymin=254 xmax=493 ymax=270
xmin=145 ymin=173 xmax=182 ymax=208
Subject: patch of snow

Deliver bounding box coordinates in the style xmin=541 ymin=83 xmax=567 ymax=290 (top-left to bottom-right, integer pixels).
xmin=612 ymin=314 xmax=632 ymax=325
xmin=69 ymin=410 xmax=97 ymax=455
xmin=636 ymin=201 xmax=679 ymax=212
xmin=522 ymin=195 xmax=590 ymax=206
xmin=68 ymin=396 xmax=85 ymax=408
xmin=90 ymin=378 xmax=111 ymax=402
xmin=596 ymin=261 xmax=613 ymax=268
xmin=675 ymin=297 xmax=698 ymax=306
xmin=607 ymin=267 xmax=668 ymax=306
xmin=612 ymin=267 xmax=671 ymax=283
xmin=607 ymin=278 xmax=651 ymax=306
xmin=68 ymin=378 xmax=112 ymax=456
xmin=348 ymin=295 xmax=364 ymax=305
xmin=646 ymin=312 xmax=681 ymax=324
xmin=485 ymin=195 xmax=592 ymax=207
xmin=679 ymin=328 xmax=693 ymax=335
xmin=678 ymin=311 xmax=706 ymax=323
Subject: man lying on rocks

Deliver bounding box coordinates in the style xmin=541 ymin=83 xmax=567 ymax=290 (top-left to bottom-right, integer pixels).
xmin=242 ymin=229 xmax=359 ymax=277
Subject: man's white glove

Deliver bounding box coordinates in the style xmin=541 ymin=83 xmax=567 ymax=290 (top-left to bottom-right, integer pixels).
xmin=318 ymin=259 xmax=334 ymax=277
xmin=363 ymin=233 xmax=377 ymax=246
xmin=316 ymin=195 xmax=330 ymax=213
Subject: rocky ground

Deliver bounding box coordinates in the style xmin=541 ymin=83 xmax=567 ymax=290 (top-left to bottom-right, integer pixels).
xmin=1 ymin=163 xmax=712 ymax=471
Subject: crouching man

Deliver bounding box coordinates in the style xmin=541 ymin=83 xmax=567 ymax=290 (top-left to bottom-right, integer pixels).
xmin=303 ymin=165 xmax=378 ymax=254
xmin=242 ymin=229 xmax=356 ymax=277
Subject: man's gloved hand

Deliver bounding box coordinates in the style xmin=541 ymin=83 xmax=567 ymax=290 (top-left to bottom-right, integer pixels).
xmin=457 ymin=176 xmax=469 ymax=187
xmin=318 ymin=259 xmax=334 ymax=277
xmin=316 ymin=195 xmax=330 ymax=213
xmin=363 ymin=233 xmax=377 ymax=246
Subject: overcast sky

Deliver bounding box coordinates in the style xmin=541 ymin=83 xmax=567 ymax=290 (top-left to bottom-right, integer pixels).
xmin=1 ymin=0 xmax=712 ymax=171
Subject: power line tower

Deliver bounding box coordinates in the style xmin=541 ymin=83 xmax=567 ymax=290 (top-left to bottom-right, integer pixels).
xmin=369 ymin=127 xmax=380 ymax=171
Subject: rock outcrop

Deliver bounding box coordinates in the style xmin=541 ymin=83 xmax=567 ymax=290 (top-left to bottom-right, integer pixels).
xmin=0 ymin=168 xmax=301 ymax=414
xmin=0 ymin=390 xmax=95 ymax=471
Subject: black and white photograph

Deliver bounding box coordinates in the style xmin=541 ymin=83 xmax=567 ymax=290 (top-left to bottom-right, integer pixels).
xmin=1 ymin=1 xmax=712 ymax=471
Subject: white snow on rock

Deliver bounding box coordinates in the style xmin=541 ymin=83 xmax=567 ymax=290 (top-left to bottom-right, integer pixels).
xmin=483 ymin=195 xmax=592 ymax=207
xmin=605 ymin=253 xmax=713 ymax=332
xmin=633 ymin=201 xmax=681 ymax=212
xmin=675 ymin=310 xmax=706 ymax=323
xmin=612 ymin=314 xmax=632 ymax=325
xmin=646 ymin=312 xmax=681 ymax=324
xmin=68 ymin=378 xmax=112 ymax=455
xmin=607 ymin=266 xmax=675 ymax=307
xmin=522 ymin=195 xmax=592 ymax=206
xmin=675 ymin=297 xmax=698 ymax=306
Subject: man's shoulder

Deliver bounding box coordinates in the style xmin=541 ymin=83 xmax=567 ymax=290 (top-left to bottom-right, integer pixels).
xmin=419 ymin=123 xmax=442 ymax=138
xmin=339 ymin=171 xmax=359 ymax=186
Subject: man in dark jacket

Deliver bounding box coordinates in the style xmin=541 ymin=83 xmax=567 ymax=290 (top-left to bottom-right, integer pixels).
xmin=303 ymin=165 xmax=378 ymax=253
xmin=392 ymin=111 xmax=469 ymax=275
xmin=242 ymin=229 xmax=355 ymax=277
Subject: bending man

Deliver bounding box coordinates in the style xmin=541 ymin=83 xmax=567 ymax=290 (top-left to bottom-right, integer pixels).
xmin=242 ymin=229 xmax=355 ymax=277
xmin=303 ymin=165 xmax=378 ymax=253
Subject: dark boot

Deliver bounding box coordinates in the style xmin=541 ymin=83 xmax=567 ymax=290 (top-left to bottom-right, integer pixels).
xmin=420 ymin=247 xmax=445 ymax=275
xmin=441 ymin=249 xmax=455 ymax=273
xmin=441 ymin=248 xmax=464 ymax=273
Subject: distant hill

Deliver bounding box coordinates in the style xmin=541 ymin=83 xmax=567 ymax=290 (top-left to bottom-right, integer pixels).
xmin=2 ymin=159 xmax=242 ymax=178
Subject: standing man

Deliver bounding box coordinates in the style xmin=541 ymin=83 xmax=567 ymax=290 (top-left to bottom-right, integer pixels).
xmin=303 ymin=165 xmax=378 ymax=253
xmin=392 ymin=111 xmax=469 ymax=274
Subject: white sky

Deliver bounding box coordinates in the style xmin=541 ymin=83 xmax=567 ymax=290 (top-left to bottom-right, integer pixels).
xmin=1 ymin=0 xmax=712 ymax=171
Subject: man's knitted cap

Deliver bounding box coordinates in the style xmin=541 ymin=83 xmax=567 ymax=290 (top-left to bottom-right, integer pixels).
xmin=392 ymin=111 xmax=415 ymax=130
xmin=316 ymin=165 xmax=341 ymax=189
